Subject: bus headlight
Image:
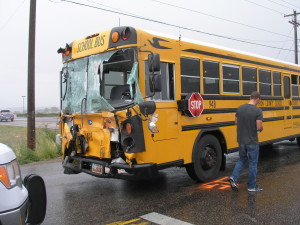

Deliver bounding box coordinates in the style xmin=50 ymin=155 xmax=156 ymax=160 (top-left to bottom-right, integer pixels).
xmin=0 ymin=159 xmax=22 ymax=189
xmin=109 ymin=127 xmax=119 ymax=142
xmin=148 ymin=113 xmax=159 ymax=133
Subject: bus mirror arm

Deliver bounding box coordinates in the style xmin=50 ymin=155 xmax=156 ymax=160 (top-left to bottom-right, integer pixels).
xmin=138 ymin=48 xmax=160 ymax=72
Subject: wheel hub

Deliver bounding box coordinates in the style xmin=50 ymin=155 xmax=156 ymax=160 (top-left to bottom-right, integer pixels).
xmin=200 ymin=145 xmax=217 ymax=170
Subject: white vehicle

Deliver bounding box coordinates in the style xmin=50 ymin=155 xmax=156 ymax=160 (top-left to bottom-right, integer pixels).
xmin=0 ymin=143 xmax=46 ymax=225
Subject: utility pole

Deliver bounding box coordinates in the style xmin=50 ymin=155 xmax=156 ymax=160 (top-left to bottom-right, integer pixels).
xmin=27 ymin=0 xmax=36 ymax=150
xmin=284 ymin=10 xmax=300 ymax=64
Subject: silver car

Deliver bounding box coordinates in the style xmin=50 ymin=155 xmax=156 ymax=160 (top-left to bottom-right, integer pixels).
xmin=0 ymin=143 xmax=47 ymax=225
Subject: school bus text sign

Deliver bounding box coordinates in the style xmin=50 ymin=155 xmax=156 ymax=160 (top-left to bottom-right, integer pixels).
xmin=187 ymin=92 xmax=204 ymax=117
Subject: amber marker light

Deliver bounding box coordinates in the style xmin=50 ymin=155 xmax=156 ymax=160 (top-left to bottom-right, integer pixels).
xmin=125 ymin=123 xmax=133 ymax=135
xmin=111 ymin=31 xmax=120 ymax=43
xmin=0 ymin=166 xmax=10 ymax=188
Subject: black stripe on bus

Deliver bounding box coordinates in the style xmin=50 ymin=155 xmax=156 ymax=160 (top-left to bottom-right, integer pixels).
xmin=202 ymin=95 xmax=283 ymax=101
xmin=293 ymin=106 xmax=300 ymax=110
xmin=202 ymin=107 xmax=284 ymax=115
xmin=293 ymin=115 xmax=300 ymax=119
xmin=182 ymin=49 xmax=300 ymax=73
xmin=228 ymin=134 xmax=300 ymax=153
xmin=263 ymin=116 xmax=284 ymax=122
xmin=182 ymin=116 xmax=284 ymax=131
xmin=202 ymin=108 xmax=237 ymax=114
xmin=182 ymin=121 xmax=235 ymax=131
xmin=261 ymin=107 xmax=285 ymax=111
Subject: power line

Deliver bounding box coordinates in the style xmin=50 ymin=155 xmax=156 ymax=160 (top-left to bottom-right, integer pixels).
xmin=277 ymin=0 xmax=300 ymax=10
xmin=153 ymin=0 xmax=293 ymax=40
xmin=276 ymin=28 xmax=293 ymax=58
xmin=86 ymin=0 xmax=140 ymax=16
xmin=239 ymin=38 xmax=296 ymax=43
xmin=0 ymin=0 xmax=26 ymax=32
xmin=244 ymin=0 xmax=285 ymax=15
xmin=57 ymin=0 xmax=294 ymax=52
xmin=283 ymin=43 xmax=295 ymax=60
xmin=265 ymin=0 xmax=294 ymax=10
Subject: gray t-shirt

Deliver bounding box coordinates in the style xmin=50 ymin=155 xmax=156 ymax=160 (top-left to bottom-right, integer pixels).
xmin=236 ymin=104 xmax=263 ymax=145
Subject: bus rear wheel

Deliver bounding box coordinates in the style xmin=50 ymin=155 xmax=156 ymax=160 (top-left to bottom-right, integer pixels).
xmin=186 ymin=134 xmax=222 ymax=182
xmin=297 ymin=137 xmax=300 ymax=146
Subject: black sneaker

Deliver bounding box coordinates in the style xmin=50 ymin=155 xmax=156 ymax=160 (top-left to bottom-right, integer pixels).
xmin=229 ymin=177 xmax=239 ymax=192
xmin=248 ymin=186 xmax=263 ymax=192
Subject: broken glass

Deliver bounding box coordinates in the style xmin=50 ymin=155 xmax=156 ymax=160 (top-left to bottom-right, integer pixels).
xmin=61 ymin=48 xmax=143 ymax=114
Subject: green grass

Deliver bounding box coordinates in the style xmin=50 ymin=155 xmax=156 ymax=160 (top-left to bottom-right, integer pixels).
xmin=0 ymin=126 xmax=61 ymax=164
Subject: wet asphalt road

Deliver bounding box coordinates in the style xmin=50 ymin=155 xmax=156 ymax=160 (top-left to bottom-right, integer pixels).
xmin=20 ymin=140 xmax=300 ymax=225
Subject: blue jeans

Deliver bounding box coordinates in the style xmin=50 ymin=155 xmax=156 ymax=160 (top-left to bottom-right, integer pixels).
xmin=231 ymin=144 xmax=259 ymax=189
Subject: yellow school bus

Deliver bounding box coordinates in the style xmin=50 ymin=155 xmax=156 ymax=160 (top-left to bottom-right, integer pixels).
xmin=58 ymin=26 xmax=300 ymax=182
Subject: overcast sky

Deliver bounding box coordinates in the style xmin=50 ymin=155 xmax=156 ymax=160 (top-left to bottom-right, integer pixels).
xmin=1 ymin=0 xmax=299 ymax=110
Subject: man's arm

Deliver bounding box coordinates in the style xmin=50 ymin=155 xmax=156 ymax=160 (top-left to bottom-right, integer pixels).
xmin=257 ymin=120 xmax=263 ymax=132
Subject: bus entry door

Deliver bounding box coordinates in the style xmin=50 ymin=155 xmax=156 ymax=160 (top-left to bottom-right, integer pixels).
xmin=152 ymin=103 xmax=178 ymax=141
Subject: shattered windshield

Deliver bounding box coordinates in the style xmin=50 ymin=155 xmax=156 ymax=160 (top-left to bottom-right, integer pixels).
xmin=61 ymin=48 xmax=143 ymax=114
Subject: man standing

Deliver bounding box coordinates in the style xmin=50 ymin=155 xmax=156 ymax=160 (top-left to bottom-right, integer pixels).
xmin=229 ymin=91 xmax=263 ymax=192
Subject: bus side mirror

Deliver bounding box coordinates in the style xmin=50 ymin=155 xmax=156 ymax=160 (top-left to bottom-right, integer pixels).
xmin=139 ymin=101 xmax=156 ymax=116
xmin=150 ymin=74 xmax=161 ymax=92
xmin=148 ymin=54 xmax=160 ymax=72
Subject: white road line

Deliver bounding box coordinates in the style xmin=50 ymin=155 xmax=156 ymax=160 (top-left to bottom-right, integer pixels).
xmin=140 ymin=212 xmax=194 ymax=225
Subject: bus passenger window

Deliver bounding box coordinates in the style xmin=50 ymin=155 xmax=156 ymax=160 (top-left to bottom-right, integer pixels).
xmin=273 ymin=72 xmax=281 ymax=97
xmin=145 ymin=61 xmax=175 ymax=101
xmin=180 ymin=57 xmax=200 ymax=95
xmin=242 ymin=67 xmax=257 ymax=95
xmin=291 ymin=75 xmax=299 ymax=97
xmin=203 ymin=61 xmax=220 ymax=94
xmin=222 ymin=64 xmax=240 ymax=94
xmin=259 ymin=70 xmax=271 ymax=96
xmin=284 ymin=76 xmax=291 ymax=99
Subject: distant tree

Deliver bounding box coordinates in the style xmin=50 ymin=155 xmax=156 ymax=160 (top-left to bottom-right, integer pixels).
xmin=43 ymin=108 xmax=50 ymax=113
xmin=50 ymin=107 xmax=59 ymax=113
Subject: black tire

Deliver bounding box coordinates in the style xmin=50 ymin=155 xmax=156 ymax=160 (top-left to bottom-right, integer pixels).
xmin=185 ymin=163 xmax=198 ymax=181
xmin=297 ymin=137 xmax=300 ymax=146
xmin=187 ymin=134 xmax=222 ymax=182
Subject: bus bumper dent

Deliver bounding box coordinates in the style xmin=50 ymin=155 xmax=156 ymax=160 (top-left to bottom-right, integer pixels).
xmin=62 ymin=156 xmax=158 ymax=180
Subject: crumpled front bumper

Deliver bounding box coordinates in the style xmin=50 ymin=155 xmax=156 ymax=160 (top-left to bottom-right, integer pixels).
xmin=63 ymin=156 xmax=159 ymax=180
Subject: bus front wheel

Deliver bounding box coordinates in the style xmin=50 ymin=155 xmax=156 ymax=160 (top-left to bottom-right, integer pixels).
xmin=186 ymin=134 xmax=222 ymax=182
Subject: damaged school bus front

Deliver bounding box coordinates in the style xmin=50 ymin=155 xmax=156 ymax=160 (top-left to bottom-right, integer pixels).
xmin=59 ymin=47 xmax=159 ymax=180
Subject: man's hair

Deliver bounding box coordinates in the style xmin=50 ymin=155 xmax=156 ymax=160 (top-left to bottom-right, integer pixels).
xmin=250 ymin=91 xmax=261 ymax=100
